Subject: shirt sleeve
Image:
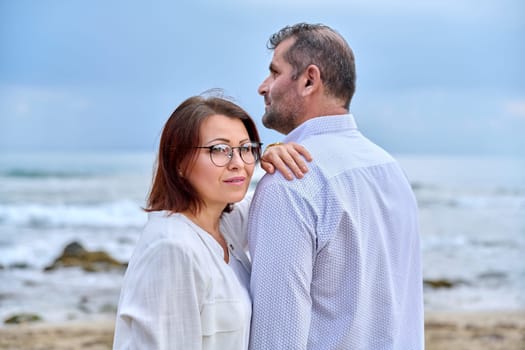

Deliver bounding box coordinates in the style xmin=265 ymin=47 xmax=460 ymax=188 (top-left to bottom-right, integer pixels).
xmin=115 ymin=238 xmax=207 ymax=350
xmin=248 ymin=180 xmax=316 ymax=349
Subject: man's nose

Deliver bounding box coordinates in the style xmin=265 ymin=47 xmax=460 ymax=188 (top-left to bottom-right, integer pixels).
xmin=258 ymin=76 xmax=270 ymax=96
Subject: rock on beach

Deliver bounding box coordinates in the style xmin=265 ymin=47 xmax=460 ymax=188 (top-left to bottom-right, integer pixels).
xmin=44 ymin=241 xmax=126 ymax=272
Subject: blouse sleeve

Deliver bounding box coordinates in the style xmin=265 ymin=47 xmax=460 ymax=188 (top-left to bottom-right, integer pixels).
xmin=222 ymin=193 xmax=253 ymax=250
xmin=114 ymin=238 xmax=208 ymax=349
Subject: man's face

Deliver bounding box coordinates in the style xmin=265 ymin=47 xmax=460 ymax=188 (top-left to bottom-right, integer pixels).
xmin=258 ymin=38 xmax=305 ymax=135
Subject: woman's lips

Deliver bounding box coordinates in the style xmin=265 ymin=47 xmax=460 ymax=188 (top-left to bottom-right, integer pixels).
xmin=224 ymin=176 xmax=246 ymax=184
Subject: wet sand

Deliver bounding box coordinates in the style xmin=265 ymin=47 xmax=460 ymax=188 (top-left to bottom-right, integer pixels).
xmin=0 ymin=311 xmax=524 ymax=349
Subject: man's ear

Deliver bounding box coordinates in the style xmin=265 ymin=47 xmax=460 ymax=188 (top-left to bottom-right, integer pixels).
xmin=302 ymin=64 xmax=321 ymax=95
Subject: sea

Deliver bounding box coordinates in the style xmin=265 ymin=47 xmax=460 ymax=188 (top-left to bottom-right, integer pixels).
xmin=0 ymin=151 xmax=524 ymax=324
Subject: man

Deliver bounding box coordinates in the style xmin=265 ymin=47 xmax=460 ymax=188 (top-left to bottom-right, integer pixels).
xmin=248 ymin=23 xmax=424 ymax=349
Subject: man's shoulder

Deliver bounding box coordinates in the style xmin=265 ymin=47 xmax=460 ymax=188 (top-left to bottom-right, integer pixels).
xmin=301 ymin=129 xmax=396 ymax=170
xmin=254 ymin=160 xmax=326 ymax=206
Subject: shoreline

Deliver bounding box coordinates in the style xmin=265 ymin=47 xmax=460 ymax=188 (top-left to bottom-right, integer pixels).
xmin=424 ymin=310 xmax=525 ymax=350
xmin=0 ymin=310 xmax=523 ymax=349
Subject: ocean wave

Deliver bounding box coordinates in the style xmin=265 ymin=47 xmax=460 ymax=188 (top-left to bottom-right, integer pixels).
xmin=0 ymin=201 xmax=147 ymax=229
xmin=1 ymin=169 xmax=95 ymax=179
xmin=417 ymin=196 xmax=525 ymax=210
xmin=413 ymin=185 xmax=525 ymax=209
xmin=411 ymin=181 xmax=525 ymax=194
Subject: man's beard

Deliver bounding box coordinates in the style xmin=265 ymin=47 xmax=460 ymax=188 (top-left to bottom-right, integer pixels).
xmin=262 ymin=99 xmax=303 ymax=135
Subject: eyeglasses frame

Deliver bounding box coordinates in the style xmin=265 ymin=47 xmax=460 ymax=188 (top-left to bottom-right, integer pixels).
xmin=194 ymin=142 xmax=263 ymax=167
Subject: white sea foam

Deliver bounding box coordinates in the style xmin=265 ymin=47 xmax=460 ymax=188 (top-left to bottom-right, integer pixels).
xmin=0 ymin=201 xmax=147 ymax=228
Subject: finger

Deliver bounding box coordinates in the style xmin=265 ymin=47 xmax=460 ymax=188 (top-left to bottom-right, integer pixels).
xmin=260 ymin=160 xmax=275 ymax=174
xmin=264 ymin=146 xmax=305 ymax=179
xmin=270 ymin=153 xmax=302 ymax=180
xmin=282 ymin=153 xmax=305 ymax=178
xmin=288 ymin=149 xmax=309 ymax=173
xmin=267 ymin=156 xmax=294 ymax=180
xmin=291 ymin=143 xmax=313 ymax=162
xmin=278 ymin=145 xmax=308 ymax=175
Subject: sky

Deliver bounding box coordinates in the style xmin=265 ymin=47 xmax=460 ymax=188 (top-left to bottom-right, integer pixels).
xmin=1 ymin=0 xmax=524 ymax=156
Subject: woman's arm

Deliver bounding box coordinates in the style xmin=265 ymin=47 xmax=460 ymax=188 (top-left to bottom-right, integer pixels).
xmin=114 ymin=239 xmax=205 ymax=349
xmin=260 ymin=142 xmax=312 ymax=181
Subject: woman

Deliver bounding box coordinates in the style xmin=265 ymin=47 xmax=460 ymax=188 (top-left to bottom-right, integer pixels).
xmin=113 ymin=94 xmax=310 ymax=349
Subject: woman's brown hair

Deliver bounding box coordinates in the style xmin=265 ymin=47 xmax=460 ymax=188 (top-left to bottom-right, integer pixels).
xmin=146 ymin=93 xmax=261 ymax=214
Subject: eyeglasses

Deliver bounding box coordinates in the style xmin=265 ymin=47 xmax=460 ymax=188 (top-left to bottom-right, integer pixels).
xmin=195 ymin=142 xmax=262 ymax=167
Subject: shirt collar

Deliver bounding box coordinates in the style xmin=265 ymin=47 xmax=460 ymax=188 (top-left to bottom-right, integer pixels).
xmin=283 ymin=114 xmax=358 ymax=143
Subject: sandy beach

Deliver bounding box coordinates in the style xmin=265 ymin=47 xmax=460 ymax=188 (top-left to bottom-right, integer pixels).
xmin=424 ymin=311 xmax=525 ymax=350
xmin=0 ymin=311 xmax=523 ymax=350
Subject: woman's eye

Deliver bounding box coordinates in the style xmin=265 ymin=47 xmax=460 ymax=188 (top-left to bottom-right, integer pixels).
xmin=211 ymin=145 xmax=230 ymax=154
xmin=239 ymin=145 xmax=252 ymax=154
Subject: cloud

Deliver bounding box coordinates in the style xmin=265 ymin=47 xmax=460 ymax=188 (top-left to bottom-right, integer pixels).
xmin=349 ymin=87 xmax=525 ymax=155
xmin=504 ymin=100 xmax=525 ymax=120
xmin=0 ymin=85 xmax=89 ymax=121
xmin=1 ymin=1 xmax=522 ymax=155
xmin=219 ymin=0 xmax=521 ymax=21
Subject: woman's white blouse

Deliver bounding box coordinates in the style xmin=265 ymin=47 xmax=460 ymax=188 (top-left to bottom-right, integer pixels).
xmin=113 ymin=199 xmax=251 ymax=350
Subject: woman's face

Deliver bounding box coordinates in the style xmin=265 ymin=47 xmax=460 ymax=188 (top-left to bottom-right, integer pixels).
xmin=186 ymin=114 xmax=256 ymax=211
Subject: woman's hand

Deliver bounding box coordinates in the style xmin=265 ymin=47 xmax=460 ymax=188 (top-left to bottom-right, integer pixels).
xmin=260 ymin=142 xmax=312 ymax=180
